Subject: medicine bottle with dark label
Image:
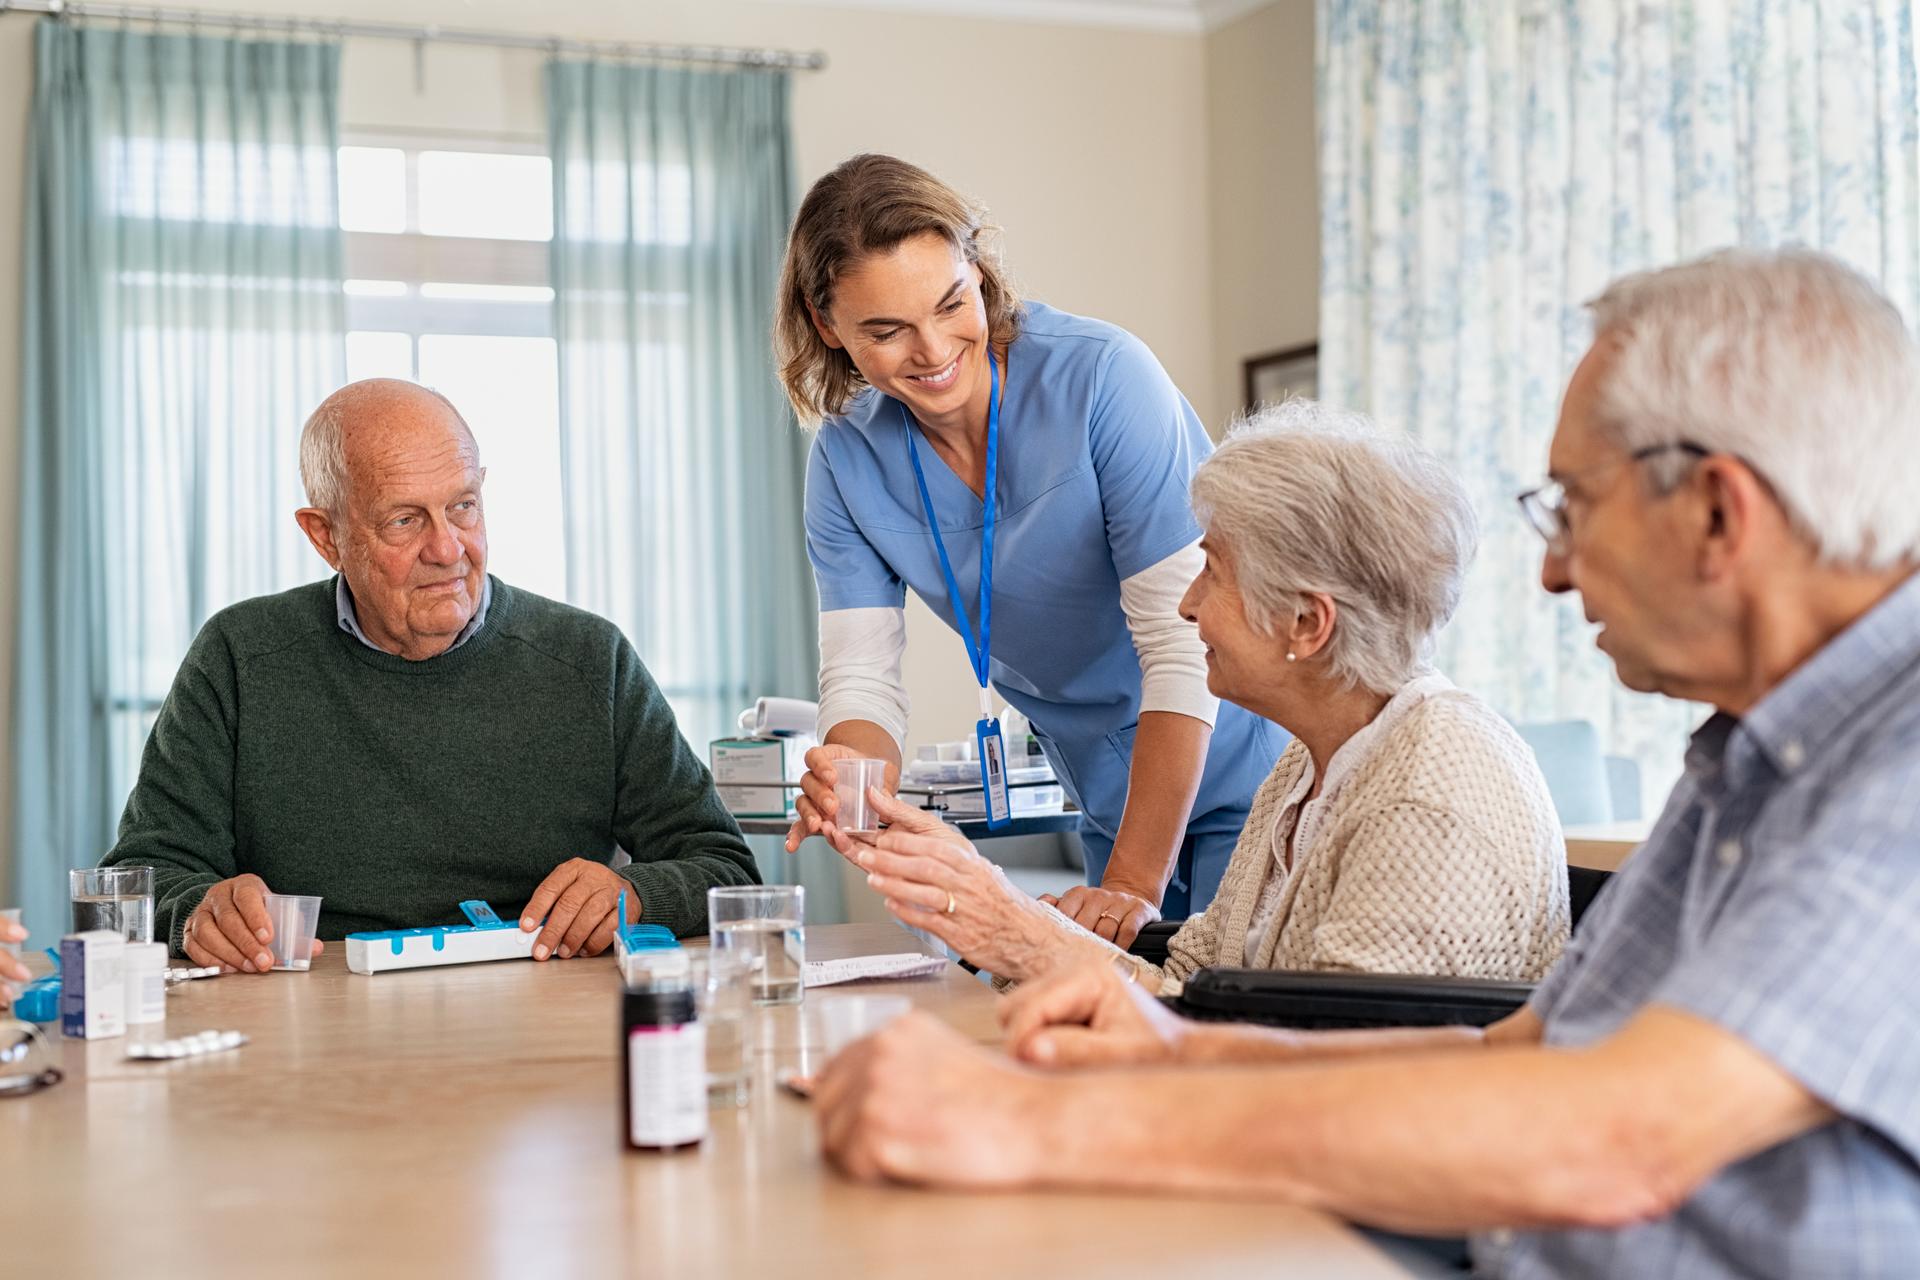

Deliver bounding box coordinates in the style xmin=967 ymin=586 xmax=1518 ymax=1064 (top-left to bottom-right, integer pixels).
xmin=622 ymin=986 xmax=706 ymax=1151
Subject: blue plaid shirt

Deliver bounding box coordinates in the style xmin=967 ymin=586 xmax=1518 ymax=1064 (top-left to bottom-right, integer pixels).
xmin=1477 ymin=573 xmax=1920 ymax=1279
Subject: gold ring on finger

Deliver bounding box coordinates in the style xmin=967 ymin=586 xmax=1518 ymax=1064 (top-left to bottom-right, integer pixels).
xmin=945 ymin=890 xmax=957 ymax=915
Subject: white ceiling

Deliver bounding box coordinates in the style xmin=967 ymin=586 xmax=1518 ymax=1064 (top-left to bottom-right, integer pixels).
xmin=753 ymin=0 xmax=1283 ymax=35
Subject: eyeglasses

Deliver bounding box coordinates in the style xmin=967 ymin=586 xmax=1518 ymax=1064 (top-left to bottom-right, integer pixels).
xmin=1517 ymin=442 xmax=1709 ymax=556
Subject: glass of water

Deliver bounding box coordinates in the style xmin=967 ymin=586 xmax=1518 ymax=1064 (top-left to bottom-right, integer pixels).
xmin=69 ymin=866 xmax=155 ymax=944
xmin=689 ymin=950 xmax=754 ymax=1107
xmin=707 ymin=885 xmax=805 ymax=1007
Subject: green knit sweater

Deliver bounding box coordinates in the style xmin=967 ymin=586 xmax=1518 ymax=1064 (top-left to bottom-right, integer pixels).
xmin=101 ymin=577 xmax=760 ymax=952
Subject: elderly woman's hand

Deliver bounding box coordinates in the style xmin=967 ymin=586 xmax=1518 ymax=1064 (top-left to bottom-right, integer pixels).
xmin=841 ymin=790 xmax=1061 ymax=980
xmin=817 ymin=785 xmax=970 ymax=861
xmin=999 ymin=959 xmax=1192 ymax=1069
xmin=815 ymin=1011 xmax=1050 ymax=1187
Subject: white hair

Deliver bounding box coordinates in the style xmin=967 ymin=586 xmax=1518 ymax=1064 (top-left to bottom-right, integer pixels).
xmin=1587 ymin=247 xmax=1920 ymax=570
xmin=297 ymin=382 xmax=475 ymax=514
xmin=298 ymin=398 xmax=351 ymax=513
xmin=1190 ymin=399 xmax=1479 ymax=694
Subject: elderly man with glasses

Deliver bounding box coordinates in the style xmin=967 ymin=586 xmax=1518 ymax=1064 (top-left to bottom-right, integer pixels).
xmin=811 ymin=248 xmax=1920 ymax=1279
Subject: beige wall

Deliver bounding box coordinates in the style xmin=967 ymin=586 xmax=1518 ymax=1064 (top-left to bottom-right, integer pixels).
xmin=0 ymin=0 xmax=1317 ymax=891
xmin=1206 ymin=0 xmax=1318 ymax=424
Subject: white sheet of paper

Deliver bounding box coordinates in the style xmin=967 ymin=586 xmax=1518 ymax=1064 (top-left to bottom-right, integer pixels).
xmin=802 ymin=953 xmax=948 ymax=987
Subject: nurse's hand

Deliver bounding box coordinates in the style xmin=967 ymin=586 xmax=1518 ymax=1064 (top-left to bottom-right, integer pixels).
xmin=843 ymin=791 xmax=1062 ymax=982
xmin=785 ymin=745 xmax=900 ymax=853
xmin=1040 ymin=884 xmax=1160 ymax=948
xmin=816 ymin=787 xmax=971 ymax=862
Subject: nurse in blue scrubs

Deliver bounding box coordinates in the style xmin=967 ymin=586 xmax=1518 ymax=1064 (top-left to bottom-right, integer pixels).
xmin=776 ymin=154 xmax=1283 ymax=941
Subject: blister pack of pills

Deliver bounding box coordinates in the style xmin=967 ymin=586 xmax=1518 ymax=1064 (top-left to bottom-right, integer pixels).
xmin=126 ymin=1030 xmax=248 ymax=1060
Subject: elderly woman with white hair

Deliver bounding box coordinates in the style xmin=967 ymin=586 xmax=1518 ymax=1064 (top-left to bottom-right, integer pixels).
xmin=826 ymin=401 xmax=1569 ymax=989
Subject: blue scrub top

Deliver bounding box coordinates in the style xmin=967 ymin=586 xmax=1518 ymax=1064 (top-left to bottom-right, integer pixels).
xmin=805 ymin=302 xmax=1284 ymax=906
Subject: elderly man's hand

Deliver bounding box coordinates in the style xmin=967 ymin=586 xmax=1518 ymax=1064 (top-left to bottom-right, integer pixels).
xmin=0 ymin=916 xmax=30 ymax=1000
xmin=815 ymin=1011 xmax=1050 ymax=1187
xmin=841 ymin=790 xmax=1056 ymax=979
xmin=1000 ymin=959 xmax=1192 ymax=1069
xmin=520 ymin=858 xmax=639 ymax=960
xmin=183 ymin=874 xmax=325 ymax=973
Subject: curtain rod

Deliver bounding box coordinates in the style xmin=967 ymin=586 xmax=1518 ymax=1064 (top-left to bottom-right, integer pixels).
xmin=0 ymin=0 xmax=829 ymax=70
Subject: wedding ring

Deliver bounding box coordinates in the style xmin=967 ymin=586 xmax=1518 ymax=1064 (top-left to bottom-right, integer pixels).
xmin=945 ymin=890 xmax=957 ymax=915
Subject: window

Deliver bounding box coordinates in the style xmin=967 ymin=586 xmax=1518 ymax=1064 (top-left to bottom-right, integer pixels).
xmin=337 ymin=135 xmax=566 ymax=600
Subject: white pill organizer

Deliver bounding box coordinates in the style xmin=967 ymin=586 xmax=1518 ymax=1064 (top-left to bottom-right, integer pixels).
xmin=345 ymin=900 xmax=538 ymax=975
xmin=346 ymin=896 xmax=679 ymax=975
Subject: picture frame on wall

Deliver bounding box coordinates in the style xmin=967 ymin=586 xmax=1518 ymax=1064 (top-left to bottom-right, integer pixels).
xmin=1242 ymin=342 xmax=1319 ymax=414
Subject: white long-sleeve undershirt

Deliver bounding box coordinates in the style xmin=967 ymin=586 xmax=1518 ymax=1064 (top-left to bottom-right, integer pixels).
xmin=814 ymin=539 xmax=1219 ymax=749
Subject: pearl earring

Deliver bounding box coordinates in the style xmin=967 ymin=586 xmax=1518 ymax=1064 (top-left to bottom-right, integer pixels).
xmin=1286 ymin=652 xmax=1297 ymax=663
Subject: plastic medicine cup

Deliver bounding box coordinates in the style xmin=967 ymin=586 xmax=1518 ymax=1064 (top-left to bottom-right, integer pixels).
xmin=263 ymin=894 xmax=323 ymax=972
xmin=832 ymin=758 xmax=890 ymax=839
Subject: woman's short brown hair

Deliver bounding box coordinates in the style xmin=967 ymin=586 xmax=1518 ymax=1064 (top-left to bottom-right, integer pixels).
xmin=775 ymin=154 xmax=1024 ymax=425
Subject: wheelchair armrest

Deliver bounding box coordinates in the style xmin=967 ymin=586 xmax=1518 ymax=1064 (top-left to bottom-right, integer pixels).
xmin=1170 ymin=968 xmax=1533 ymax=1030
xmin=1127 ymin=921 xmax=1184 ymax=966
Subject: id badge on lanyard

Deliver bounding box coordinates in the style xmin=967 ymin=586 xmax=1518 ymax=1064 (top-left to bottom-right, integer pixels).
xmin=905 ymin=349 xmax=1012 ymax=829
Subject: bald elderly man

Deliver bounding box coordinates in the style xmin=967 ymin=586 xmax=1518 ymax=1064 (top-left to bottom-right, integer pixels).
xmin=100 ymin=379 xmax=759 ymax=971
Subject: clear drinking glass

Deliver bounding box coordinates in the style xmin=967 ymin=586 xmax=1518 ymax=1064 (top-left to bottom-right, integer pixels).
xmin=707 ymin=885 xmax=805 ymax=1006
xmin=689 ymin=950 xmax=754 ymax=1108
xmin=69 ymin=866 xmax=155 ymax=943
xmin=816 ymin=994 xmax=912 ymax=1060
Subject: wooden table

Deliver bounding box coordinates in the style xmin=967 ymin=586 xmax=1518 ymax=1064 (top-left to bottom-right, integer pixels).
xmin=0 ymin=924 xmax=1407 ymax=1279
xmin=1564 ymin=821 xmax=1650 ymax=872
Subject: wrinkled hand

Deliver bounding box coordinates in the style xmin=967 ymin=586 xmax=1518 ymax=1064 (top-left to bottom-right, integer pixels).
xmin=183 ymin=874 xmax=325 ymax=974
xmin=1000 ymin=959 xmax=1192 ymax=1068
xmin=785 ymin=745 xmax=900 ymax=853
xmin=0 ymin=917 xmax=30 ymax=1000
xmin=1039 ymin=883 xmax=1160 ymax=948
xmin=520 ymin=858 xmax=639 ymax=960
xmin=815 ymin=1011 xmax=1049 ymax=1187
xmin=844 ymin=790 xmax=1051 ymax=977
xmin=818 ymin=785 xmax=970 ymax=862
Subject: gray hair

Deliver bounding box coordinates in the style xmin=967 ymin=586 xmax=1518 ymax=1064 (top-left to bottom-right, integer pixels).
xmin=298 ymin=398 xmax=351 ymax=513
xmin=1587 ymin=247 xmax=1920 ymax=570
xmin=1190 ymin=399 xmax=1479 ymax=694
xmin=298 ymin=382 xmax=475 ymax=514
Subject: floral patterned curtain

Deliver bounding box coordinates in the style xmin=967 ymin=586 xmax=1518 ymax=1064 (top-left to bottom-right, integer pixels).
xmin=1318 ymin=0 xmax=1920 ymax=807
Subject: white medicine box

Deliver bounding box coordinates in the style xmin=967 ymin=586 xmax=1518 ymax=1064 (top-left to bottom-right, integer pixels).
xmin=59 ymin=930 xmax=127 ymax=1040
xmin=709 ymin=736 xmax=811 ymax=818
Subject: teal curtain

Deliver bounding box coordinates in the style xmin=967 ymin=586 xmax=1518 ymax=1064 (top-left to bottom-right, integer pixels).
xmin=546 ymin=61 xmax=816 ymax=753
xmin=14 ymin=20 xmax=346 ymax=939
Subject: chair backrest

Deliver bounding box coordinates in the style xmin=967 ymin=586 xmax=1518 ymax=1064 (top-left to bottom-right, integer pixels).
xmin=1569 ymin=864 xmax=1614 ymax=930
xmin=1603 ymin=754 xmax=1643 ymax=821
xmin=1515 ymin=719 xmax=1614 ymax=826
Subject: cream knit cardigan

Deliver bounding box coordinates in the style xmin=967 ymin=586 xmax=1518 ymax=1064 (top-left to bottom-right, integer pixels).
xmin=1138 ymin=687 xmax=1569 ymax=994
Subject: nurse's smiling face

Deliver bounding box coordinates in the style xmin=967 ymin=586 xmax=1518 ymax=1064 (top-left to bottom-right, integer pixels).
xmin=810 ymin=232 xmax=994 ymax=436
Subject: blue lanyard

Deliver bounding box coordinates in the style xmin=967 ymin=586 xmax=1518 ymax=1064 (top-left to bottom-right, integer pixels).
xmin=903 ymin=349 xmax=1000 ymax=696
